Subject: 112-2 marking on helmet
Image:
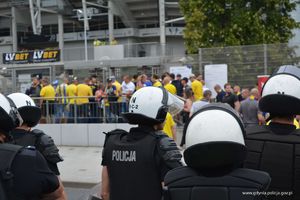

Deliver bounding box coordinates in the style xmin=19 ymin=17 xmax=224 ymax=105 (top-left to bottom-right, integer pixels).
xmin=26 ymin=100 xmax=32 ymax=106
xmin=130 ymin=97 xmax=139 ymax=112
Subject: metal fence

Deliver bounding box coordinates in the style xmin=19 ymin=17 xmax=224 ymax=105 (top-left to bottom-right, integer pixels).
xmin=32 ymin=96 xmax=128 ymax=124
xmin=199 ymin=43 xmax=300 ymax=87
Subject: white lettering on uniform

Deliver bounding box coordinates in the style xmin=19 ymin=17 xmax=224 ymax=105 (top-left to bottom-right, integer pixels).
xmin=112 ymin=150 xmax=136 ymax=162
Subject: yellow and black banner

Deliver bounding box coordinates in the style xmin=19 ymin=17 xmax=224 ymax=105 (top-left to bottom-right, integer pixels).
xmin=2 ymin=49 xmax=60 ymax=64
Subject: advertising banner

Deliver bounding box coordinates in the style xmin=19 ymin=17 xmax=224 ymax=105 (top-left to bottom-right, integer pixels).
xmin=3 ymin=49 xmax=60 ymax=64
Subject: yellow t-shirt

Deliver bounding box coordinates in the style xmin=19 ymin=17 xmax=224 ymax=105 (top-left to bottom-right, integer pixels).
xmin=163 ymin=112 xmax=176 ymax=138
xmin=76 ymin=84 xmax=93 ymax=104
xmin=55 ymin=84 xmax=70 ymax=104
xmin=164 ymin=83 xmax=177 ymax=95
xmin=113 ymin=81 xmax=122 ymax=102
xmin=40 ymin=85 xmax=55 ymax=101
xmin=191 ymin=80 xmax=203 ymax=101
xmin=67 ymin=84 xmax=77 ymax=104
xmin=153 ymin=81 xmax=162 ymax=87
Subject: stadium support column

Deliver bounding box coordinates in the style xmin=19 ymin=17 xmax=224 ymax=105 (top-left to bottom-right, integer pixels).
xmin=82 ymin=0 xmax=89 ymax=61
xmin=159 ymin=0 xmax=166 ymax=56
xmin=11 ymin=6 xmax=17 ymax=52
xmin=58 ymin=14 xmax=64 ymax=62
xmin=108 ymin=0 xmax=114 ymax=43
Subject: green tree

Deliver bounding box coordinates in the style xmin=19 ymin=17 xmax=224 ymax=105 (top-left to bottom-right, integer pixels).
xmin=180 ymin=0 xmax=300 ymax=53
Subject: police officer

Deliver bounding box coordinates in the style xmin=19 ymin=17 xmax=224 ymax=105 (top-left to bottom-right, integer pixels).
xmin=101 ymin=87 xmax=183 ymax=200
xmin=164 ymin=103 xmax=271 ymax=200
xmin=0 ymin=93 xmax=65 ymax=199
xmin=244 ymin=65 xmax=300 ymax=199
xmin=7 ymin=92 xmax=66 ymax=197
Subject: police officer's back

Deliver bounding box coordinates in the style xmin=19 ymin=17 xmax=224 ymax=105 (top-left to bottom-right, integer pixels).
xmin=244 ymin=66 xmax=300 ymax=199
xmin=101 ymin=87 xmax=183 ymax=200
xmin=8 ymin=93 xmax=64 ymax=176
xmin=164 ymin=103 xmax=271 ymax=200
xmin=0 ymin=93 xmax=64 ymax=200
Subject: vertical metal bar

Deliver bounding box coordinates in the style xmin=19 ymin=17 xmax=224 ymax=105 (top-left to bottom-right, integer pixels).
xmin=58 ymin=14 xmax=64 ymax=61
xmin=11 ymin=6 xmax=17 ymax=52
xmin=74 ymin=102 xmax=78 ymax=123
xmin=263 ymin=44 xmax=268 ymax=75
xmin=159 ymin=0 xmax=166 ymax=56
xmin=108 ymin=0 xmax=114 ymax=43
xmin=46 ymin=101 xmax=49 ymax=123
xmin=199 ymin=48 xmax=203 ymax=75
xmin=82 ymin=0 xmax=89 ymax=61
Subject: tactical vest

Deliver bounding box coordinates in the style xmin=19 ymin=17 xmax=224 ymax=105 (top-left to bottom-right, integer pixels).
xmin=103 ymin=129 xmax=163 ymax=200
xmin=245 ymin=125 xmax=300 ymax=199
xmin=10 ymin=129 xmax=63 ymax=164
xmin=0 ymin=144 xmax=23 ymax=200
xmin=164 ymin=166 xmax=270 ymax=200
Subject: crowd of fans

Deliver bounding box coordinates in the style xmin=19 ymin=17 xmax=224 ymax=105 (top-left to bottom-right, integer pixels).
xmin=25 ymin=72 xmax=300 ymax=140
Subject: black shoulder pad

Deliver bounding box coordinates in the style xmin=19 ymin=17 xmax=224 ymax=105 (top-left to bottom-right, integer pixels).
xmin=34 ymin=131 xmax=63 ymax=164
xmin=31 ymin=129 xmax=45 ymax=136
xmin=105 ymin=129 xmax=128 ymax=136
xmin=156 ymin=131 xmax=183 ymax=169
xmin=245 ymin=125 xmax=269 ymax=136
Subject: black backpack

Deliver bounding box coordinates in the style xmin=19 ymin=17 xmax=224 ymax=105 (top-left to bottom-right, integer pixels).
xmin=0 ymin=144 xmax=23 ymax=200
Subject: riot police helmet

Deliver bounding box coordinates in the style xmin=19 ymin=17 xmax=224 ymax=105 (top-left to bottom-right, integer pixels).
xmin=122 ymin=87 xmax=184 ymax=126
xmin=259 ymin=65 xmax=300 ymax=116
xmin=184 ymin=103 xmax=246 ymax=174
xmin=8 ymin=93 xmax=41 ymax=127
xmin=0 ymin=93 xmax=23 ymax=136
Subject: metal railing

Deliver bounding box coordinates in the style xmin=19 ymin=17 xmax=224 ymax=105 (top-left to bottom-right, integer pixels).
xmin=32 ymin=96 xmax=129 ymax=124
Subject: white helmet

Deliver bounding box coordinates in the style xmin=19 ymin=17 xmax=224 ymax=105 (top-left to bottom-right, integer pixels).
xmin=122 ymin=87 xmax=184 ymax=125
xmin=8 ymin=93 xmax=41 ymax=127
xmin=184 ymin=103 xmax=246 ymax=172
xmin=0 ymin=93 xmax=23 ymax=135
xmin=259 ymin=65 xmax=300 ymax=116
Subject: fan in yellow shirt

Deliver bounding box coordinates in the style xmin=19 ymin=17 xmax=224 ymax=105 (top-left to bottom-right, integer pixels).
xmin=163 ymin=112 xmax=176 ymax=140
xmin=76 ymin=78 xmax=93 ymax=105
xmin=151 ymin=74 xmax=162 ymax=87
xmin=190 ymin=74 xmax=203 ymax=101
xmin=163 ymin=75 xmax=177 ymax=95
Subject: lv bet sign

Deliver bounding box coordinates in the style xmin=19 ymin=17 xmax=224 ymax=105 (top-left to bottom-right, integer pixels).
xmin=3 ymin=50 xmax=60 ymax=64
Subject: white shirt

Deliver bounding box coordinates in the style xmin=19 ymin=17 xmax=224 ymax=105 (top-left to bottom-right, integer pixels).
xmin=121 ymin=81 xmax=135 ymax=102
xmin=190 ymin=100 xmax=209 ymax=116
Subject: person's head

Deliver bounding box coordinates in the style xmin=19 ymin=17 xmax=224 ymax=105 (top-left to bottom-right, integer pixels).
xmin=8 ymin=93 xmax=41 ymax=128
xmin=0 ymin=93 xmax=23 ymax=142
xmin=141 ymin=74 xmax=147 ymax=83
xmin=107 ymin=78 xmax=113 ymax=86
xmin=90 ymin=75 xmax=97 ymax=84
xmin=132 ymin=74 xmax=138 ymax=81
xmin=32 ymin=76 xmax=40 ymax=85
xmin=203 ymin=90 xmax=212 ymax=101
xmin=84 ymin=78 xmax=90 ymax=85
xmin=176 ymin=74 xmax=182 ymax=80
xmin=181 ymin=77 xmax=188 ymax=86
xmin=123 ymin=75 xmax=131 ymax=84
xmin=97 ymin=83 xmax=104 ymax=90
xmin=73 ymin=77 xmax=79 ymax=85
xmin=184 ymin=87 xmax=194 ymax=99
xmin=151 ymin=74 xmax=159 ymax=83
xmin=41 ymin=77 xmax=49 ymax=86
xmin=110 ymin=76 xmax=116 ymax=83
xmin=122 ymin=87 xmax=183 ymax=128
xmin=259 ymin=65 xmax=300 ymax=122
xmin=241 ymin=88 xmax=250 ymax=99
xmin=214 ymin=84 xmax=222 ymax=93
xmin=196 ymin=74 xmax=203 ymax=82
xmin=233 ymin=85 xmax=241 ymax=94
xmin=170 ymin=73 xmax=175 ymax=81
xmin=63 ymin=77 xmax=69 ymax=84
xmin=224 ymin=83 xmax=232 ymax=93
xmin=189 ymin=74 xmax=196 ymax=82
xmin=249 ymin=88 xmax=259 ymax=99
xmin=163 ymin=75 xmax=171 ymax=85
xmin=184 ymin=103 xmax=246 ymax=174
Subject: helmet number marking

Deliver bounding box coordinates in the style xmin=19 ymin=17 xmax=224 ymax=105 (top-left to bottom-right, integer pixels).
xmin=26 ymin=100 xmax=32 ymax=106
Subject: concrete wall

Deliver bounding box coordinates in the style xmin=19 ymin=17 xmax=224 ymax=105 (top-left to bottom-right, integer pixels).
xmin=35 ymin=123 xmax=136 ymax=147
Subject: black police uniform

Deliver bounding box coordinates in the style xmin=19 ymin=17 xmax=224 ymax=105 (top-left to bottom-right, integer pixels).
xmin=245 ymin=123 xmax=300 ymax=199
xmin=164 ymin=166 xmax=270 ymax=200
xmin=10 ymin=128 xmax=63 ymax=175
xmin=102 ymin=126 xmax=182 ymax=200
xmin=0 ymin=143 xmax=59 ymax=200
